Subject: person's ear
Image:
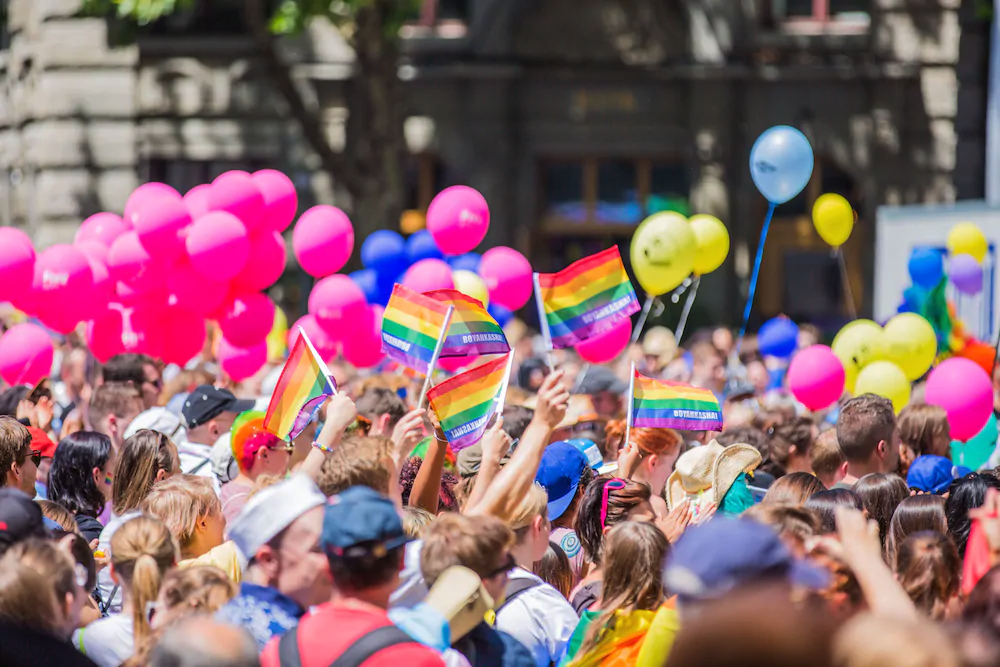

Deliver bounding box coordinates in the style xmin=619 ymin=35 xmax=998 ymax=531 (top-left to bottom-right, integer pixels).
xmin=92 ymin=467 xmax=101 ymax=487
xmin=155 ymin=468 xmax=168 ymax=483
xmin=378 ymin=414 xmax=391 ymax=435
xmin=877 ymin=439 xmax=888 ymax=458
xmin=107 ymin=414 xmax=118 ymax=434
xmin=648 ymin=454 xmax=659 ymax=470
xmin=9 ymin=461 xmax=20 ymax=483
xmin=788 ymin=445 xmax=799 ymax=459
xmin=532 ymin=514 xmax=544 ymax=536
xmin=109 ymin=562 xmax=120 ymax=585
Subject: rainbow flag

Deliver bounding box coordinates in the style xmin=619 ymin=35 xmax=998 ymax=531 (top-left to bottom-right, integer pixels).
xmin=381 ymin=284 xmax=453 ymax=375
xmin=425 ymin=289 xmax=510 ymax=358
xmin=535 ymin=246 xmax=640 ymax=349
xmin=263 ymin=330 xmax=337 ymax=440
xmin=426 ymin=354 xmax=512 ymax=452
xmin=629 ymin=368 xmax=723 ymax=431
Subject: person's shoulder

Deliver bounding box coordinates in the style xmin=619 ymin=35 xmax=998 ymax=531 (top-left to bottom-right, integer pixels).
xmin=376 ymin=641 xmax=447 ymax=666
xmin=495 ymin=628 xmax=536 ymax=667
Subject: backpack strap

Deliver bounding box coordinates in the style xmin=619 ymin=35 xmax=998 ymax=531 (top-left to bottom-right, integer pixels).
xmin=278 ymin=627 xmax=302 ymax=667
xmin=328 ymin=625 xmax=415 ymax=667
xmin=188 ymin=457 xmax=211 ymax=475
xmin=496 ymin=578 xmax=542 ymax=614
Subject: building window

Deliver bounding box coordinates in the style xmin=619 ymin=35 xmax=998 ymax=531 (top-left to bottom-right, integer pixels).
xmin=769 ymin=0 xmax=870 ymax=34
xmin=541 ymin=158 xmax=691 ymax=235
xmin=404 ymin=155 xmax=447 ymax=212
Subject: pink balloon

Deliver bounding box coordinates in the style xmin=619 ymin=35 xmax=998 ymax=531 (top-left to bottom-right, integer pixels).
xmin=185 ymin=211 xmax=250 ymax=281
xmin=34 ymin=245 xmax=95 ymax=332
xmin=218 ymin=337 xmax=267 ymax=383
xmin=233 ymin=231 xmax=286 ymax=293
xmin=0 ymin=227 xmax=35 ymax=304
xmin=480 ymin=247 xmax=532 ymax=310
xmin=292 ymin=206 xmax=354 ymax=278
xmin=107 ymin=232 xmax=167 ymax=293
xmin=308 ymin=275 xmax=368 ymax=338
xmin=75 ymin=213 xmax=126 ymax=248
xmin=218 ymin=292 xmax=275 ymax=348
xmin=123 ymin=306 xmax=164 ymax=358
xmin=77 ymin=240 xmax=109 ymax=267
xmin=575 ymin=318 xmax=631 ymax=364
xmin=133 ymin=193 xmax=191 ymax=259
xmin=0 ymin=323 xmax=54 ymax=386
xmin=925 ymin=357 xmax=994 ymax=441
xmin=439 ymin=355 xmax=477 ymax=373
xmin=288 ymin=314 xmax=338 ymax=361
xmin=160 ymin=307 xmax=206 ymax=366
xmin=166 ymin=259 xmax=230 ymax=316
xmin=84 ymin=254 xmax=114 ymax=314
xmin=252 ymin=169 xmax=298 ymax=233
xmin=402 ymin=259 xmax=454 ymax=293
xmin=117 ymin=283 xmax=168 ymax=309
xmin=787 ymin=345 xmax=846 ymax=411
xmin=183 ymin=184 xmax=213 ymax=220
xmin=209 ymin=171 xmax=266 ymax=233
xmin=426 ymin=186 xmax=490 ymax=255
xmin=124 ymin=183 xmax=181 ymax=228
xmin=342 ymin=306 xmax=384 ymax=369
xmin=87 ymin=306 xmax=126 ymax=363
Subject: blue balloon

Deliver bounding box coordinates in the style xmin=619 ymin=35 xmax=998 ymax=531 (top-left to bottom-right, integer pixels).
xmin=749 ymin=126 xmax=814 ymax=204
xmin=908 ymin=248 xmax=944 ymax=289
xmin=361 ymin=230 xmax=407 ymax=274
xmin=757 ymin=317 xmax=799 ymax=358
xmin=488 ymin=303 xmax=513 ymax=328
xmin=405 ymin=230 xmax=442 ymax=265
xmin=349 ymin=269 xmax=379 ymax=304
xmin=447 ymin=253 xmax=482 ymax=273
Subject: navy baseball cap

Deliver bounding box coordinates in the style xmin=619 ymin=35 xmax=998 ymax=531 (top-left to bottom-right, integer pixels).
xmin=322 ymin=486 xmax=411 ymax=558
xmin=663 ymin=518 xmax=829 ymax=604
xmin=907 ymin=455 xmax=972 ymax=495
xmin=182 ymin=385 xmax=255 ymax=429
xmin=535 ymin=441 xmax=590 ymax=521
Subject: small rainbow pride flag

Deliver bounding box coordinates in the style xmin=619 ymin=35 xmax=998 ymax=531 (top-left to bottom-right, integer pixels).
xmin=534 ymin=246 xmax=640 ymax=349
xmin=426 ymin=354 xmax=513 ymax=452
xmin=263 ymin=330 xmax=337 ymax=440
xmin=381 ymin=284 xmax=454 ymax=375
xmin=425 ymin=289 xmax=510 ymax=358
xmin=628 ymin=366 xmax=723 ymax=431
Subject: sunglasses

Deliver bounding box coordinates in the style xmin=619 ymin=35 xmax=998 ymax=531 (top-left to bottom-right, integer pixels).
xmin=485 ymin=553 xmax=517 ymax=580
xmin=600 ymin=478 xmax=627 ymax=531
xmin=28 ymin=449 xmax=41 ymax=467
xmin=345 ymin=416 xmax=372 ymax=437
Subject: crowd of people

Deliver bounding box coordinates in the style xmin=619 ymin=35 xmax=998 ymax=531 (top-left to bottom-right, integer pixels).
xmin=4 ymin=320 xmax=1000 ymax=667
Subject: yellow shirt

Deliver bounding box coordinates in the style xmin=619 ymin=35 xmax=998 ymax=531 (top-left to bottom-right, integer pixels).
xmin=178 ymin=540 xmax=243 ymax=583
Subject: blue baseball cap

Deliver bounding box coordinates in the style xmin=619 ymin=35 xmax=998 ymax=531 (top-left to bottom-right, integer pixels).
xmin=322 ymin=486 xmax=411 ymax=558
xmin=567 ymin=438 xmax=604 ymax=470
xmin=664 ymin=518 xmax=829 ymax=604
xmin=906 ymin=455 xmax=972 ymax=495
xmin=535 ymin=441 xmax=590 ymax=522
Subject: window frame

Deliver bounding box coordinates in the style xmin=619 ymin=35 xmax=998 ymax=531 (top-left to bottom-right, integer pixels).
xmin=769 ymin=0 xmax=871 ymax=36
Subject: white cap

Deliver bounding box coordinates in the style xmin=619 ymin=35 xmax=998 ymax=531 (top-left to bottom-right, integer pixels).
xmin=124 ymin=407 xmax=189 ymax=445
xmin=228 ymin=475 xmax=326 ymax=559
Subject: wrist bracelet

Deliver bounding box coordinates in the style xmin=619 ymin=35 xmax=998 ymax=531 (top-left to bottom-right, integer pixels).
xmin=312 ymin=440 xmax=333 ymax=453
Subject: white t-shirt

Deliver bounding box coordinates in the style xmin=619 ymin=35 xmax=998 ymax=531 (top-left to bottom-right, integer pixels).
xmin=495 ymin=568 xmax=578 ymax=667
xmin=177 ymin=440 xmax=221 ymax=494
xmin=391 ymin=540 xmax=428 ymax=609
xmin=95 ymin=510 xmax=142 ymax=614
xmin=74 ymin=614 xmax=134 ymax=667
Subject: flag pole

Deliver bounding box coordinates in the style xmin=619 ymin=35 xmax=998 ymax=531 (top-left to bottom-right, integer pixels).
xmin=674 ymin=276 xmax=701 ymax=344
xmin=418 ymin=305 xmax=455 ymax=410
xmin=497 ymin=351 xmax=515 ymax=414
xmin=631 ymin=295 xmax=654 ymax=344
xmin=533 ymin=272 xmax=556 ymax=372
xmin=625 ymin=361 xmax=636 ymax=452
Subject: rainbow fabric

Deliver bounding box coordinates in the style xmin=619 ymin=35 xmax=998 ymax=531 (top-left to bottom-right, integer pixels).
xmin=425 ymin=289 xmax=510 ymax=358
xmin=426 ymin=354 xmax=511 ymax=452
xmin=263 ymin=332 xmax=337 ymax=440
xmin=536 ymin=246 xmax=640 ymax=349
xmin=630 ymin=369 xmax=723 ymax=431
xmin=381 ymin=284 xmax=453 ymax=374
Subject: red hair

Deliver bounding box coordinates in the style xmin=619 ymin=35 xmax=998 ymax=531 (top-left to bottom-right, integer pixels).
xmin=605 ymin=419 xmax=682 ymax=457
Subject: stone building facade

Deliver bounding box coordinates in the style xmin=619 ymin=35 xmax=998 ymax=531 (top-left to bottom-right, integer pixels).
xmin=0 ymin=0 xmax=989 ymax=326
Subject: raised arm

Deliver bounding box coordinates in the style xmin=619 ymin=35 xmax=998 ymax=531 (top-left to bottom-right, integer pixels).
xmin=466 ymin=371 xmax=569 ymax=520
xmin=299 ymin=393 xmax=357 ymax=483
xmin=464 ymin=417 xmax=512 ymax=511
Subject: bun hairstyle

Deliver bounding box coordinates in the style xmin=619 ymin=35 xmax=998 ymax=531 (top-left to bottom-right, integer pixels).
xmin=605 ymin=419 xmax=683 ymax=457
xmin=111 ymin=516 xmax=178 ymax=643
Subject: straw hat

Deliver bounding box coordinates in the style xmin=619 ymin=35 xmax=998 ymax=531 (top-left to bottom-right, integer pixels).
xmin=642 ymin=326 xmax=678 ymax=368
xmin=667 ymin=440 xmax=761 ymax=511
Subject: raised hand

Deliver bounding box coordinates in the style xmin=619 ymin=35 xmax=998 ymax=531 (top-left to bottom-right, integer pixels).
xmin=657 ymin=499 xmax=691 ymax=543
xmin=481 ymin=417 xmax=512 ymax=465
xmin=533 ymin=370 xmax=569 ymax=430
xmin=391 ymin=409 xmax=426 ymax=459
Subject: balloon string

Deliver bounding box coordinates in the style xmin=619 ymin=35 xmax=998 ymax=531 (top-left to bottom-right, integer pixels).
xmin=675 ymin=276 xmax=701 ymax=344
xmin=737 ymin=202 xmax=776 ymax=355
xmin=836 ymin=247 xmax=858 ymax=320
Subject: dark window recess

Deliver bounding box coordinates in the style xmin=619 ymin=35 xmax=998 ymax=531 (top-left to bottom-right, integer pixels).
xmin=144 ymin=0 xmax=279 ymax=35
xmin=783 ymin=250 xmax=843 ymax=322
xmin=649 ymin=163 xmax=692 ymax=217
xmin=543 ymin=163 xmax=586 ymax=221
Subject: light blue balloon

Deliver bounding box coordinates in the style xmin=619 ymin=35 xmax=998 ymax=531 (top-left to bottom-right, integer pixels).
xmin=951 ymin=412 xmax=998 ymax=471
xmin=749 ymin=126 xmax=814 ymax=204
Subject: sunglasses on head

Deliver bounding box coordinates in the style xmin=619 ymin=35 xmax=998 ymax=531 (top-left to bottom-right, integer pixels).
xmin=600 ymin=478 xmax=627 ymax=531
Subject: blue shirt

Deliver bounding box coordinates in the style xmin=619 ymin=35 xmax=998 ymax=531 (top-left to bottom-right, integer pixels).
xmin=215 ymin=583 xmax=304 ymax=651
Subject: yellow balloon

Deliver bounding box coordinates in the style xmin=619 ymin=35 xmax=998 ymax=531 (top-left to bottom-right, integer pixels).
xmin=688 ymin=215 xmax=730 ymax=275
xmin=854 ymin=360 xmax=911 ymax=414
xmin=882 ymin=313 xmax=937 ymax=381
xmin=832 ymin=319 xmax=885 ymax=393
xmin=266 ymin=306 xmax=289 ymax=363
xmin=812 ymin=193 xmax=854 ymax=247
xmin=630 ymin=212 xmax=695 ymax=296
xmin=947 ymin=222 xmax=988 ymax=262
xmin=452 ymin=269 xmax=489 ymax=308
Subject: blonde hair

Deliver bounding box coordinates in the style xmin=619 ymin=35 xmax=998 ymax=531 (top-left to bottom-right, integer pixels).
xmin=317 ymin=436 xmax=392 ymax=497
xmin=35 ymin=499 xmax=82 ymax=536
xmin=0 ymin=556 xmax=62 ymax=635
xmin=402 ymin=506 xmax=435 ymax=538
xmin=420 ymin=513 xmax=514 ymax=586
xmin=507 ymin=483 xmax=549 ymax=536
xmin=7 ymin=538 xmax=78 ymax=609
xmin=140 ymin=475 xmax=220 ymax=551
xmin=111 ymin=516 xmax=178 ymax=644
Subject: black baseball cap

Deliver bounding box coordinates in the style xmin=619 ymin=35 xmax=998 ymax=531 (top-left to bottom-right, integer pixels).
xmin=0 ymin=488 xmax=47 ymax=548
xmin=181 ymin=385 xmax=255 ymax=429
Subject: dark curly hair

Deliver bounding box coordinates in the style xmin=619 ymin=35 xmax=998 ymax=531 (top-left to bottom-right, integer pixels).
xmin=47 ymin=431 xmax=112 ymax=518
xmin=399 ymin=456 xmax=459 ymax=513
